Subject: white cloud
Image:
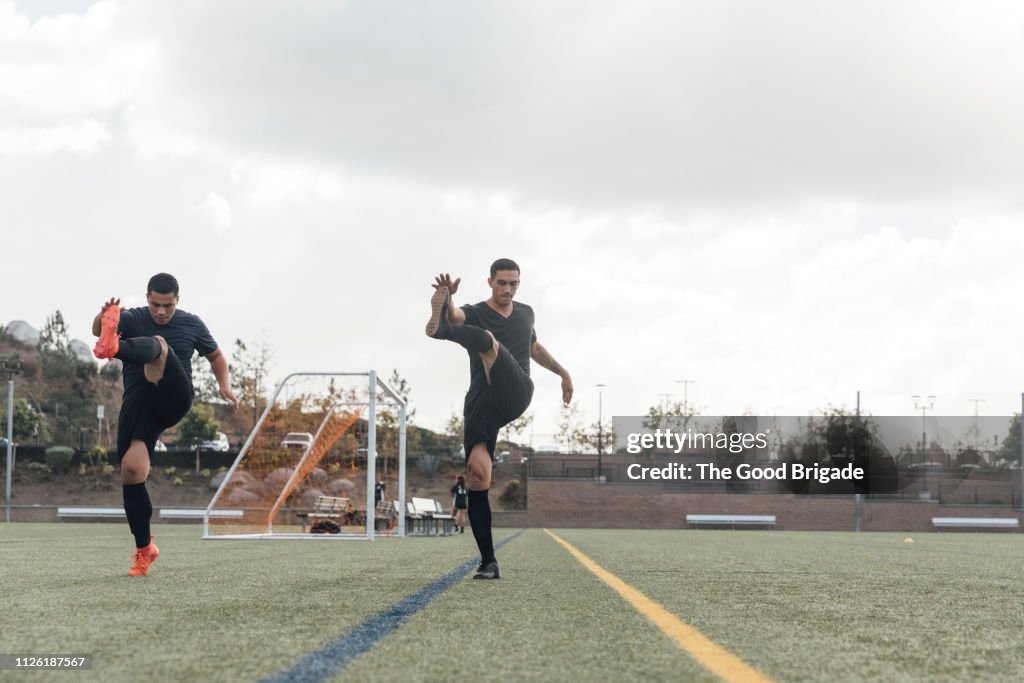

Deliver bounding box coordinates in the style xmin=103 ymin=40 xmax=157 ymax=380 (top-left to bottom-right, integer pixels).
xmin=0 ymin=118 xmax=110 ymax=155
xmin=194 ymin=192 xmax=232 ymax=233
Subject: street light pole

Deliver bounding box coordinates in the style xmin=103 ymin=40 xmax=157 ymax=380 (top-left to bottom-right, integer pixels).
xmin=2 ymin=357 xmax=24 ymax=524
xmin=677 ymin=379 xmax=696 ymax=416
xmin=912 ymin=395 xmax=936 ymax=496
xmin=596 ymin=384 xmax=605 ymax=482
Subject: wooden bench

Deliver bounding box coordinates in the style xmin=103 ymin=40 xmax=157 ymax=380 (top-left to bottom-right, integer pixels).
xmin=932 ymin=517 xmax=1019 ymax=531
xmin=686 ymin=514 xmax=776 ymax=529
xmin=159 ymin=508 xmax=245 ymax=521
xmin=57 ymin=507 xmax=124 ymax=520
xmin=297 ymin=496 xmax=349 ymax=532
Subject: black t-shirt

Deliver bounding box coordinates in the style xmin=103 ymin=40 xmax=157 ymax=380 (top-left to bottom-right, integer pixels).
xmin=451 ymin=483 xmax=468 ymax=507
xmin=117 ymin=307 xmax=218 ymax=392
xmin=460 ymin=301 xmax=537 ymax=377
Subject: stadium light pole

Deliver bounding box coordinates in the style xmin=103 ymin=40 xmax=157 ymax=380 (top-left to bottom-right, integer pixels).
xmin=912 ymin=395 xmax=935 ymax=497
xmin=596 ymin=384 xmax=605 ymax=482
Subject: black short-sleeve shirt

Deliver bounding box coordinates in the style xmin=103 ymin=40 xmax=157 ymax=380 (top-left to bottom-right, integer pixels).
xmin=451 ymin=483 xmax=468 ymax=508
xmin=460 ymin=301 xmax=537 ymax=376
xmin=117 ymin=307 xmax=218 ymax=391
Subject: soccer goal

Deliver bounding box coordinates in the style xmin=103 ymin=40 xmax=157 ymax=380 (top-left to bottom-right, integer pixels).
xmin=203 ymin=371 xmax=407 ymax=540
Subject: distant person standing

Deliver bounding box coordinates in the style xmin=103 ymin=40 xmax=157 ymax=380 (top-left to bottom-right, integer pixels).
xmin=375 ymin=479 xmax=388 ymax=504
xmin=450 ymin=474 xmax=468 ymax=534
xmin=92 ymin=273 xmax=238 ymax=576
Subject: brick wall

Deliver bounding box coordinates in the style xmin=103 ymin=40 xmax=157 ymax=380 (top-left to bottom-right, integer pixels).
xmin=526 ymin=479 xmax=1022 ymax=531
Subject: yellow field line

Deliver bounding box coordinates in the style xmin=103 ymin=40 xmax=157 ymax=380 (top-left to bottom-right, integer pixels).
xmin=544 ymin=529 xmax=775 ymax=683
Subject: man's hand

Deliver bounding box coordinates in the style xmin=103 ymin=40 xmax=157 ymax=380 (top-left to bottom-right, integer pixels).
xmin=219 ymin=384 xmax=239 ymax=412
xmin=561 ymin=374 xmax=574 ymax=405
xmin=433 ymin=273 xmax=461 ymax=295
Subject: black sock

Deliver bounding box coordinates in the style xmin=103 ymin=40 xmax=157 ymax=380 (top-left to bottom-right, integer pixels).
xmin=115 ymin=337 xmax=162 ymax=365
xmin=444 ymin=324 xmax=493 ymax=354
xmin=467 ymin=489 xmax=494 ymax=564
xmin=123 ymin=482 xmax=152 ymax=549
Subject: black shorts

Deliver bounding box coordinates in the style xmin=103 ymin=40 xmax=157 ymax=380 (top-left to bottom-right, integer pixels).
xmin=463 ymin=344 xmax=534 ymax=461
xmin=116 ymin=347 xmax=193 ymax=461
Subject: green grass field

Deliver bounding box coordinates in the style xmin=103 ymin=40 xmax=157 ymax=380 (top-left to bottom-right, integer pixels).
xmin=2 ymin=524 xmax=1022 ymax=682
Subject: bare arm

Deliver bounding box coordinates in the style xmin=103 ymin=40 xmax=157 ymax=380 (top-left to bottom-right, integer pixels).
xmin=205 ymin=348 xmax=239 ymax=411
xmin=531 ymin=341 xmax=574 ymax=405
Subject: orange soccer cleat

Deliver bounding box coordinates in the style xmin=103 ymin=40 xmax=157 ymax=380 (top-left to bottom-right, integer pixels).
xmin=128 ymin=538 xmax=160 ymax=577
xmin=93 ymin=304 xmax=121 ymax=359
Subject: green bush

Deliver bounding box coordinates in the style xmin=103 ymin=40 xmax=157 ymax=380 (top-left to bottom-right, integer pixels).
xmin=44 ymin=446 xmax=74 ymax=474
xmin=498 ymin=479 xmax=526 ymax=509
xmin=86 ymin=445 xmax=107 ymax=468
xmin=27 ymin=461 xmax=53 ymax=480
xmin=415 ymin=454 xmax=440 ymax=477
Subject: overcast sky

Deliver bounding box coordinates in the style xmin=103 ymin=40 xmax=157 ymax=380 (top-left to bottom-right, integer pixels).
xmin=3 ymin=1 xmax=1024 ymax=443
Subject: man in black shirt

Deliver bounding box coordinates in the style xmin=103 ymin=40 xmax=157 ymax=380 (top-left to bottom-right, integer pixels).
xmin=426 ymin=258 xmax=573 ymax=579
xmin=92 ymin=273 xmax=238 ymax=576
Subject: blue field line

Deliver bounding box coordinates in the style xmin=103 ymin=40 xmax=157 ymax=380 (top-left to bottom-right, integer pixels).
xmin=262 ymin=529 xmax=526 ymax=683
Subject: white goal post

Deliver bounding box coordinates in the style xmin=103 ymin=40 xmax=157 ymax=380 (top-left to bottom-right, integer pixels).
xmin=203 ymin=370 xmax=407 ymax=540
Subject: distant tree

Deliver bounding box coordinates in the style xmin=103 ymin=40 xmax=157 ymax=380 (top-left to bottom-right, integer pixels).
xmin=384 ymin=369 xmax=417 ymax=423
xmin=642 ymin=397 xmax=695 ymax=432
xmin=997 ymin=414 xmax=1021 ymax=466
xmin=191 ymin=354 xmax=221 ymax=404
xmin=177 ymin=405 xmax=220 ymax=448
xmin=377 ymin=369 xmax=421 ymax=475
xmin=0 ymin=398 xmax=47 ymax=443
xmin=557 ymin=403 xmax=584 ymax=453
xmin=503 ymin=411 xmax=533 ymax=450
xmin=230 ymin=337 xmax=274 ymax=431
xmin=37 ymin=310 xmax=72 ymax=357
xmin=573 ymin=419 xmax=615 ymax=454
xmin=445 ymin=411 xmax=464 ymax=457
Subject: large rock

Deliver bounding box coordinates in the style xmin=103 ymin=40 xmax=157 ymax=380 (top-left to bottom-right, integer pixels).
xmin=226 ymin=488 xmax=262 ymax=506
xmin=6 ymin=321 xmax=39 ymax=345
xmin=68 ymin=339 xmax=96 ymax=364
xmin=327 ymin=478 xmax=355 ymax=494
xmin=301 ymin=488 xmax=327 ymax=505
xmin=265 ymin=467 xmax=293 ymax=486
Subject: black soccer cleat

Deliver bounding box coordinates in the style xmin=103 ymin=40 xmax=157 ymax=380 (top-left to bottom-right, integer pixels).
xmin=473 ymin=560 xmax=501 ymax=580
xmin=425 ymin=286 xmax=450 ymax=339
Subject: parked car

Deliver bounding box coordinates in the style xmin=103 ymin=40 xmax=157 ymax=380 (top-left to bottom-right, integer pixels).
xmin=281 ymin=432 xmax=314 ymax=449
xmin=199 ymin=432 xmax=230 ymax=452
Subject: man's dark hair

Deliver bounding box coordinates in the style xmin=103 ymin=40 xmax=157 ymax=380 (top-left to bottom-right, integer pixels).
xmin=147 ymin=273 xmax=179 ymax=296
xmin=490 ymin=258 xmax=520 ymax=278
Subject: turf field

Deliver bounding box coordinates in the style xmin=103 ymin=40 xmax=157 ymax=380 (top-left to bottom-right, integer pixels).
xmin=2 ymin=524 xmax=1022 ymax=682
